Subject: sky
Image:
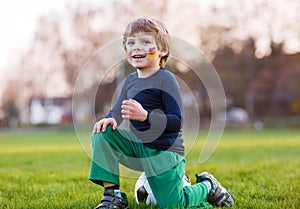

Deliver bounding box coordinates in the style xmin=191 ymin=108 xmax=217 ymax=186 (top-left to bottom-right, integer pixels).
xmin=0 ymin=0 xmax=81 ymax=69
xmin=0 ymin=0 xmax=97 ymax=103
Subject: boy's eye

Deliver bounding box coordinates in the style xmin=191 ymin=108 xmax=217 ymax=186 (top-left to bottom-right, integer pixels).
xmin=142 ymin=40 xmax=152 ymax=44
xmin=126 ymin=41 xmax=135 ymax=46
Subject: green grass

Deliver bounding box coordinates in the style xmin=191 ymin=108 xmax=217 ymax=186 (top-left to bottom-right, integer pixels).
xmin=0 ymin=128 xmax=299 ymax=208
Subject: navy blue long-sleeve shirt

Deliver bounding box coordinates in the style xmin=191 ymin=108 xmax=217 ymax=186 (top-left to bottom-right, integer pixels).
xmin=107 ymin=68 xmax=184 ymax=156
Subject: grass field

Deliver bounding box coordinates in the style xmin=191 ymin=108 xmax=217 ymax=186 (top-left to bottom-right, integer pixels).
xmin=0 ymin=128 xmax=299 ymax=209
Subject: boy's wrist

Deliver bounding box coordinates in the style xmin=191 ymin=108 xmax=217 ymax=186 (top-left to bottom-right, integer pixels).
xmin=141 ymin=110 xmax=148 ymax=122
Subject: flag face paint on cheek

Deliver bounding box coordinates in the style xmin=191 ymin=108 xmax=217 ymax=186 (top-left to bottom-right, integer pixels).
xmin=148 ymin=47 xmax=157 ymax=57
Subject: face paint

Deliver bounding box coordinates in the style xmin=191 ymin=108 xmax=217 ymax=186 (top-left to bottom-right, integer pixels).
xmin=148 ymin=47 xmax=157 ymax=57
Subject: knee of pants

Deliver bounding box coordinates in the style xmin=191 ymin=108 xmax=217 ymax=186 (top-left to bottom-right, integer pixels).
xmin=92 ymin=125 xmax=114 ymax=142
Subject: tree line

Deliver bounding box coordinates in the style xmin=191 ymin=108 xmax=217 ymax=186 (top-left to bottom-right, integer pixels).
xmin=1 ymin=1 xmax=299 ymax=127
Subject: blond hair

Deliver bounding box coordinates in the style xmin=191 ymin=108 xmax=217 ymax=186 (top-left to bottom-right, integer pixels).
xmin=123 ymin=16 xmax=170 ymax=67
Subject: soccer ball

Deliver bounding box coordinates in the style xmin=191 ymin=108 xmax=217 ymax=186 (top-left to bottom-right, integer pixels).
xmin=134 ymin=172 xmax=191 ymax=206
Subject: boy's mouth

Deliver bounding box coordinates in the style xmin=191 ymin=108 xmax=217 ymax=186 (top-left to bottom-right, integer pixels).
xmin=132 ymin=54 xmax=146 ymax=59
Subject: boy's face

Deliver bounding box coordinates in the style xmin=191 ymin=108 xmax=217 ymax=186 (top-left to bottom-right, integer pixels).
xmin=125 ymin=33 xmax=164 ymax=70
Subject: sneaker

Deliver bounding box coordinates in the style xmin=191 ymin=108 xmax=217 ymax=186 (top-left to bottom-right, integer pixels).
xmin=196 ymin=172 xmax=235 ymax=207
xmin=94 ymin=190 xmax=130 ymax=209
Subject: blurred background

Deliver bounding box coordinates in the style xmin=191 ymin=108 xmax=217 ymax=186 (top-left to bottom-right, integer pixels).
xmin=1 ymin=0 xmax=300 ymax=130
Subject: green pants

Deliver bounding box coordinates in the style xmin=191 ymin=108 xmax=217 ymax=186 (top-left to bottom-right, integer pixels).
xmin=89 ymin=125 xmax=209 ymax=208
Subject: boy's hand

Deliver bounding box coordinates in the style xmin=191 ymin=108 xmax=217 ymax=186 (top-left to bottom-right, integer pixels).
xmin=93 ymin=118 xmax=117 ymax=133
xmin=121 ymin=99 xmax=148 ymax=121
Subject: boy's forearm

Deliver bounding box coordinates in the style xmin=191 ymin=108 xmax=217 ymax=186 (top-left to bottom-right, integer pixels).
xmin=148 ymin=111 xmax=182 ymax=132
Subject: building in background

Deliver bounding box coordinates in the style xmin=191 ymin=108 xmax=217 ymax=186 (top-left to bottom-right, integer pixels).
xmin=29 ymin=97 xmax=72 ymax=125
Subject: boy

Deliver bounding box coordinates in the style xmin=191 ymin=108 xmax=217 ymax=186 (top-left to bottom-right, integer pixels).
xmin=89 ymin=16 xmax=235 ymax=209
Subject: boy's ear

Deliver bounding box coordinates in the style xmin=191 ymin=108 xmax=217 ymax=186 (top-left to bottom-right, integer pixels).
xmin=159 ymin=45 xmax=169 ymax=57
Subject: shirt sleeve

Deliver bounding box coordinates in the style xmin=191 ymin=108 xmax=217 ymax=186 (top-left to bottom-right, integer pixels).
xmin=148 ymin=72 xmax=183 ymax=132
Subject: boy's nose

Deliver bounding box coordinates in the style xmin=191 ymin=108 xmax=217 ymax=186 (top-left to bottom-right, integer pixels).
xmin=133 ymin=41 xmax=142 ymax=50
xmin=133 ymin=46 xmax=141 ymax=51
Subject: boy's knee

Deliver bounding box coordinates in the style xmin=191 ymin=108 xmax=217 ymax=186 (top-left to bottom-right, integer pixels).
xmin=92 ymin=125 xmax=114 ymax=141
xmin=103 ymin=125 xmax=114 ymax=133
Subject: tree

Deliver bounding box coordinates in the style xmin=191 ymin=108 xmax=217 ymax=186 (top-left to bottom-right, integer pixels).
xmin=0 ymin=80 xmax=19 ymax=127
